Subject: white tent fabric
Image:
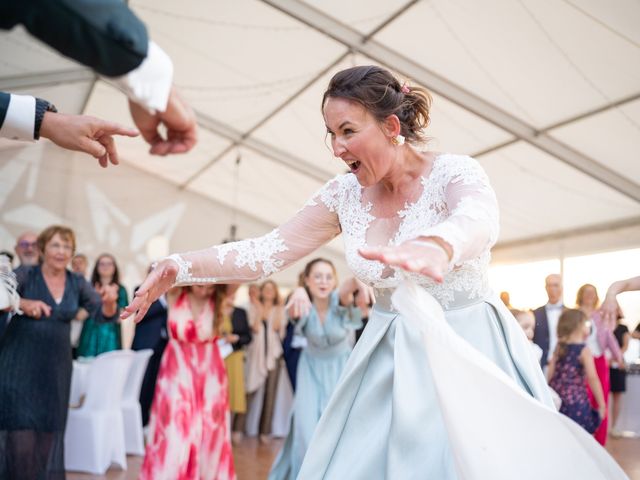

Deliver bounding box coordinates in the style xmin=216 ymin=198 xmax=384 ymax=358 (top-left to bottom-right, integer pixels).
xmin=1 ymin=0 xmax=639 ymax=289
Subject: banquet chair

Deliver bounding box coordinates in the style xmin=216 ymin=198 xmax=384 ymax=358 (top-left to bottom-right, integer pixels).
xmin=122 ymin=348 xmax=153 ymax=455
xmin=64 ymin=350 xmax=134 ymax=474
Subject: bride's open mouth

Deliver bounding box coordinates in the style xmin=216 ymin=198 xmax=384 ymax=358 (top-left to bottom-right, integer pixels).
xmin=347 ymin=160 xmax=361 ymax=173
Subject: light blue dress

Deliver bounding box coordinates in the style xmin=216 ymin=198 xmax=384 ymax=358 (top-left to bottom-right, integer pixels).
xmin=269 ymin=291 xmax=362 ymax=480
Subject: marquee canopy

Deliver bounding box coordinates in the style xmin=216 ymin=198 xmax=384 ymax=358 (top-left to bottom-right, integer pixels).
xmin=1 ymin=0 xmax=639 ymax=287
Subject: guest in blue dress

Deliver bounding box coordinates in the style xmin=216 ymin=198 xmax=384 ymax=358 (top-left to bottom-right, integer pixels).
xmin=548 ymin=309 xmax=605 ymax=434
xmin=269 ymin=258 xmax=363 ymax=480
xmin=0 ymin=226 xmax=119 ymax=479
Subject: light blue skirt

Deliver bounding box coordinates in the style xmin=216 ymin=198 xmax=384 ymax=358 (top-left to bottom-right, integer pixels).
xmin=270 ymin=341 xmax=351 ymax=480
xmin=296 ymin=286 xmax=553 ymax=479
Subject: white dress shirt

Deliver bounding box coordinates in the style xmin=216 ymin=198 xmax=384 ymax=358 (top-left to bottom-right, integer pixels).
xmin=546 ymin=301 xmax=563 ymax=362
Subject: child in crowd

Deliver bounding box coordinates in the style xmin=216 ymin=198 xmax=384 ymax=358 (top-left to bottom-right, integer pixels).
xmin=511 ymin=309 xmax=543 ymax=363
xmin=512 ymin=308 xmax=562 ymax=409
xmin=548 ymin=309 xmax=606 ymax=433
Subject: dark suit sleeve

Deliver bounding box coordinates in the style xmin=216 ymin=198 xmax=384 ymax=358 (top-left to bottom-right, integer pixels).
xmin=0 ymin=92 xmax=10 ymax=130
xmin=0 ymin=0 xmax=148 ymax=76
xmin=231 ymin=308 xmax=252 ymax=351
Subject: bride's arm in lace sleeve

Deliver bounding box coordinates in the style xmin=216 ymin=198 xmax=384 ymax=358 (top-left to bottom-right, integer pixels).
xmin=360 ymin=156 xmax=498 ymax=281
xmin=122 ymin=178 xmax=344 ymax=322
xmin=416 ymin=156 xmax=499 ymax=267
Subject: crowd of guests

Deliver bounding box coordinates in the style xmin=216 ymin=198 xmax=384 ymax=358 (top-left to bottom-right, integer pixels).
xmin=504 ymin=273 xmax=639 ymax=445
xmin=0 ymin=227 xmax=368 ymax=479
xmin=1 ymin=226 xmax=638 ymax=478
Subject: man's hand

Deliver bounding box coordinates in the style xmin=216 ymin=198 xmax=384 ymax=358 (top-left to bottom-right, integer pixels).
xmin=128 ymin=85 xmax=197 ymax=156
xmin=40 ymin=112 xmax=139 ymax=167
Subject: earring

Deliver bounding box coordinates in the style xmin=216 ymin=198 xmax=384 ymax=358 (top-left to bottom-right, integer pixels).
xmin=391 ymin=134 xmax=405 ymax=146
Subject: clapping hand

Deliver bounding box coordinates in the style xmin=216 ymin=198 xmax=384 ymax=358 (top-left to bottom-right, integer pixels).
xmin=285 ymin=286 xmax=312 ymax=319
xmin=353 ymin=278 xmax=375 ymax=311
xmin=96 ymin=283 xmax=119 ymax=318
xmin=599 ymin=295 xmax=621 ymax=326
xmin=122 ymin=259 xmax=178 ymax=322
xmin=359 ymin=238 xmax=451 ymax=283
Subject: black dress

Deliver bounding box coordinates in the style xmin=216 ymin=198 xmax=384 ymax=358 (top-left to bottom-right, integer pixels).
xmin=609 ymin=324 xmax=629 ymax=393
xmin=0 ymin=266 xmax=117 ymax=479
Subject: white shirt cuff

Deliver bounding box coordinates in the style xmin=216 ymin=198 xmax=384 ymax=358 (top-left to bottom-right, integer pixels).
xmin=103 ymin=41 xmax=173 ymax=113
xmin=0 ymin=94 xmax=36 ymax=141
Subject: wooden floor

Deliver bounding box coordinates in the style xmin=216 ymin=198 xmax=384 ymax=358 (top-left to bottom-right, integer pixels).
xmin=67 ymin=435 xmax=640 ymax=479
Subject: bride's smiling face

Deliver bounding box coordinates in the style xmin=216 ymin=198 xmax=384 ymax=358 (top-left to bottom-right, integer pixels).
xmin=323 ymin=97 xmax=397 ymax=187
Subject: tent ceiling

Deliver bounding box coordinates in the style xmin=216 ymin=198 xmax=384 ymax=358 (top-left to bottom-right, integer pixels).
xmin=1 ymin=0 xmax=640 ymax=281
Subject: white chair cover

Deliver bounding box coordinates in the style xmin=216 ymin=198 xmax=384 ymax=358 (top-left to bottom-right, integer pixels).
xmin=122 ymin=349 xmax=153 ymax=455
xmin=64 ymin=350 xmax=134 ymax=474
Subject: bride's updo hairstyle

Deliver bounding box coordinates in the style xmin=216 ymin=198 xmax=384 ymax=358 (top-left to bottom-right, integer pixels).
xmin=322 ymin=65 xmax=432 ymax=144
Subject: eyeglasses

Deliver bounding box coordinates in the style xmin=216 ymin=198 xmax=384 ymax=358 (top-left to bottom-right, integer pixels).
xmin=17 ymin=241 xmax=37 ymax=249
xmin=47 ymin=242 xmax=73 ymax=252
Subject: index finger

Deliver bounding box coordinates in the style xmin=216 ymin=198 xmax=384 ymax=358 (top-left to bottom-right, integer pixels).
xmin=94 ymin=119 xmax=139 ymax=138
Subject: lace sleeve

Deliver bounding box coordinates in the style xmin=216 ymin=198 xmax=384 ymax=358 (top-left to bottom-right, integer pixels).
xmin=419 ymin=156 xmax=499 ymax=267
xmin=167 ymin=177 xmax=344 ymax=286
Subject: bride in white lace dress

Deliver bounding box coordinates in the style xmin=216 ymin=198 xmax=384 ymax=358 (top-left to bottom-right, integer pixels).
xmin=124 ymin=66 xmax=627 ymax=479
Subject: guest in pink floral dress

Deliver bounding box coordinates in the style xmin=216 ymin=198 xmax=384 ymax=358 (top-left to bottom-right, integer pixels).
xmin=140 ymin=285 xmax=235 ymax=480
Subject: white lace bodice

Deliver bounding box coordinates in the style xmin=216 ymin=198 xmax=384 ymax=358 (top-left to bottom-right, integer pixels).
xmin=169 ymin=154 xmax=499 ymax=308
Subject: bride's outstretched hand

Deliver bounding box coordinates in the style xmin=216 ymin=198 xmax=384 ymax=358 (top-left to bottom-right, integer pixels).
xmin=121 ymin=259 xmax=179 ymax=322
xmin=359 ymin=238 xmax=450 ymax=283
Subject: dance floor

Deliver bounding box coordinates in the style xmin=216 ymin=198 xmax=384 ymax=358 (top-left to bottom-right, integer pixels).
xmin=67 ymin=436 xmax=640 ymax=479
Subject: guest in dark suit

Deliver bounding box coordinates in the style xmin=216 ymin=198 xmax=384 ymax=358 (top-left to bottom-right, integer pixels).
xmin=131 ymin=293 xmax=168 ymax=426
xmin=532 ymin=273 xmax=564 ymax=369
xmin=0 ymin=0 xmax=197 ymax=160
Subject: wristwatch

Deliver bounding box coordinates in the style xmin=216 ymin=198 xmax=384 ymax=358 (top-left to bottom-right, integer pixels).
xmin=34 ymin=98 xmax=58 ymax=139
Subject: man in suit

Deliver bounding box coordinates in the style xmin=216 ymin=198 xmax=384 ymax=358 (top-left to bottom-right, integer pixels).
xmin=0 ymin=0 xmax=197 ymax=163
xmin=131 ymin=294 xmax=168 ymax=426
xmin=533 ymin=273 xmax=564 ymax=369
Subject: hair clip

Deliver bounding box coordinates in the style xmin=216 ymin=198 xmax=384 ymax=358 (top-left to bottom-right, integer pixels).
xmin=400 ymin=83 xmax=410 ymax=94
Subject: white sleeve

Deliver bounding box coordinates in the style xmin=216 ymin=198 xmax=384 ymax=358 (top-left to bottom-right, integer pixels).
xmin=419 ymin=156 xmax=499 ymax=268
xmin=0 ymin=94 xmax=36 ymax=141
xmin=165 ymin=177 xmax=345 ymax=286
xmin=102 ymin=41 xmax=173 ymax=113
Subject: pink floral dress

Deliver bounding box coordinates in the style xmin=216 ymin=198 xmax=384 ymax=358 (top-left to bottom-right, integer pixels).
xmin=140 ymin=291 xmax=235 ymax=480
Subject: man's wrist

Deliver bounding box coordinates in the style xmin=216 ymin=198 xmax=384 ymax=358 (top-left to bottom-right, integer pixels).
xmin=34 ymin=98 xmax=57 ymax=139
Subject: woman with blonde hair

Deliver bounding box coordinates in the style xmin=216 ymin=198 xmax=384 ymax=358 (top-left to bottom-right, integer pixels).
xmin=270 ymin=258 xmax=363 ymax=479
xmin=0 ymin=225 xmax=118 ymax=479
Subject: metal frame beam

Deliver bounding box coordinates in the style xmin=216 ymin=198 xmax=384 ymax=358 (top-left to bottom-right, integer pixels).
xmin=261 ymin=0 xmax=640 ymax=203
xmin=193 ymin=111 xmax=333 ymax=184
xmin=494 ymin=216 xmax=640 ymax=252
xmin=0 ymin=68 xmax=95 ymax=91
xmin=120 ymin=158 xmax=346 ymax=260
xmin=182 ymin=1 xmax=419 ymax=189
